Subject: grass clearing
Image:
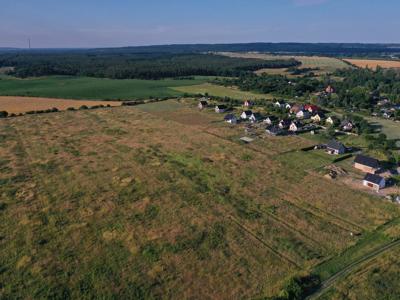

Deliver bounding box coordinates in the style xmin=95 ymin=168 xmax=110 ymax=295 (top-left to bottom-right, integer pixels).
xmin=0 ymin=76 xmax=211 ymax=100
xmin=172 ymin=82 xmax=273 ymax=100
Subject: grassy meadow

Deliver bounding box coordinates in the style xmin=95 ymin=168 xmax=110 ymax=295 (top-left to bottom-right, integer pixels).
xmin=0 ymin=99 xmax=399 ymax=298
xmin=171 ymin=82 xmax=273 ymax=100
xmin=0 ymin=76 xmax=212 ymax=100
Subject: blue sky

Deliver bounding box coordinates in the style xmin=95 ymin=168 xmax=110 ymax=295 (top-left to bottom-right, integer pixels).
xmin=1 ymin=0 xmax=399 ymax=48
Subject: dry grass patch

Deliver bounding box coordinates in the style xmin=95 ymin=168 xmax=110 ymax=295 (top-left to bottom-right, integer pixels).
xmin=0 ymin=96 xmax=121 ymax=114
xmin=344 ymin=58 xmax=400 ymax=69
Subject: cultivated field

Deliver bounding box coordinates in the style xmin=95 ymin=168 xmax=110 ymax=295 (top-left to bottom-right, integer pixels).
xmin=0 ymin=76 xmax=211 ymax=100
xmin=344 ymin=58 xmax=400 ymax=69
xmin=0 ymin=96 xmax=121 ymax=114
xmin=218 ymin=52 xmax=351 ymax=75
xmin=172 ymin=83 xmax=273 ymax=100
xmin=0 ymin=100 xmax=398 ymax=299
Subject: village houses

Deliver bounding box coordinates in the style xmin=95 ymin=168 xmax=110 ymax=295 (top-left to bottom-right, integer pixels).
xmin=241 ymin=110 xmax=253 ymax=120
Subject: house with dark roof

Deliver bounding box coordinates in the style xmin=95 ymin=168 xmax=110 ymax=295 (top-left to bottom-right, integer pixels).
xmin=198 ymin=99 xmax=209 ymax=109
xmin=243 ymin=100 xmax=253 ymax=107
xmin=249 ymin=112 xmax=263 ymax=123
xmin=215 ymin=105 xmax=227 ymax=113
xmin=266 ymin=125 xmax=284 ymax=136
xmin=296 ymin=110 xmax=311 ymax=119
xmin=326 ymin=140 xmax=346 ymax=155
xmin=241 ymin=110 xmax=253 ymax=120
xmin=354 ymin=155 xmax=380 ymax=174
xmin=363 ymin=173 xmax=386 ymax=191
xmin=279 ymin=119 xmax=291 ymax=129
xmin=341 ymin=120 xmax=354 ymax=132
xmin=326 ymin=116 xmax=339 ymax=126
xmin=263 ymin=116 xmax=277 ymax=125
xmin=224 ymin=114 xmax=237 ymax=124
xmin=311 ymin=112 xmax=325 ymax=123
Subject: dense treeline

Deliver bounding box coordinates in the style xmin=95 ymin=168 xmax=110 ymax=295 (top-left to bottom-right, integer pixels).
xmin=0 ymin=52 xmax=299 ymax=80
xmin=2 ymin=42 xmax=399 ymax=56
xmin=215 ymin=73 xmax=323 ymax=97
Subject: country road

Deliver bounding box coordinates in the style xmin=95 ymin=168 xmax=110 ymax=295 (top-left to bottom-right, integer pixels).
xmin=307 ymin=239 xmax=400 ymax=300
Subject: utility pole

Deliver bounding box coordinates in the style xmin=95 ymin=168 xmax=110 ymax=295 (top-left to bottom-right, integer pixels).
xmin=28 ymin=38 xmax=31 ymax=49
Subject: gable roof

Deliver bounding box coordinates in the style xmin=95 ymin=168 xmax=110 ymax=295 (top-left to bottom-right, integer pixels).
xmin=251 ymin=112 xmax=263 ymax=119
xmin=327 ymin=140 xmax=345 ymax=151
xmin=199 ymin=100 xmax=208 ymax=105
xmin=364 ymin=173 xmax=384 ymax=185
xmin=341 ymin=119 xmax=353 ymax=126
xmin=224 ymin=114 xmax=236 ymax=121
xmin=242 ymin=110 xmax=253 ymax=116
xmin=216 ymin=105 xmax=227 ymax=109
xmin=279 ymin=119 xmax=291 ymax=126
xmin=354 ymin=155 xmax=380 ymax=168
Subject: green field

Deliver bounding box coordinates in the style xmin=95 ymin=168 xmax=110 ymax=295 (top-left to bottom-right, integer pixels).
xmin=1 ymin=99 xmax=399 ymax=299
xmin=172 ymin=82 xmax=273 ymax=100
xmin=0 ymin=76 xmax=211 ymax=100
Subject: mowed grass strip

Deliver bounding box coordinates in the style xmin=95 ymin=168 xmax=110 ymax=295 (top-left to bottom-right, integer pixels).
xmin=0 ymin=76 xmax=210 ymax=100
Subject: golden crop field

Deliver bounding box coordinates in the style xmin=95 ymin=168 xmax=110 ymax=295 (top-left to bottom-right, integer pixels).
xmin=0 ymin=99 xmax=398 ymax=299
xmin=218 ymin=52 xmax=351 ymax=75
xmin=0 ymin=96 xmax=121 ymax=114
xmin=344 ymin=58 xmax=400 ymax=69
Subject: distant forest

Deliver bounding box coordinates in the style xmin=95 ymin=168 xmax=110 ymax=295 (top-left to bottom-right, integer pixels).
xmin=0 ymin=52 xmax=299 ymax=80
xmin=1 ymin=42 xmax=399 ymax=80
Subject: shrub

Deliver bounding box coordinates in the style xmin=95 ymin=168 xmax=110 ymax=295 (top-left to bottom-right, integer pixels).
xmin=0 ymin=111 xmax=8 ymax=118
xmin=67 ymin=107 xmax=76 ymax=111
xmin=79 ymin=105 xmax=88 ymax=110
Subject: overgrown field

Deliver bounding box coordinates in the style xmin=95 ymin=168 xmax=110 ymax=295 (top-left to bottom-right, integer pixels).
xmin=0 ymin=76 xmax=211 ymax=100
xmin=344 ymin=58 xmax=400 ymax=69
xmin=0 ymin=100 xmax=398 ymax=299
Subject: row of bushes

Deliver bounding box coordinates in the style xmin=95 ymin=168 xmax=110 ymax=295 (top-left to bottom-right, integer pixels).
xmin=0 ymin=104 xmax=114 ymax=119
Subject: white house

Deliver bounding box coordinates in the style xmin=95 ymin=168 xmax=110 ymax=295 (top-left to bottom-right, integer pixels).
xmin=263 ymin=116 xmax=277 ymax=125
xmin=311 ymin=113 xmax=325 ymax=123
xmin=274 ymin=101 xmax=284 ymax=108
xmin=363 ymin=173 xmax=386 ymax=191
xmin=296 ymin=110 xmax=311 ymax=119
xmin=326 ymin=116 xmax=338 ymax=125
xmin=215 ymin=105 xmax=227 ymax=113
xmin=289 ymin=121 xmax=301 ymax=132
xmin=241 ymin=110 xmax=253 ymax=120
xmin=249 ymin=113 xmax=263 ymax=123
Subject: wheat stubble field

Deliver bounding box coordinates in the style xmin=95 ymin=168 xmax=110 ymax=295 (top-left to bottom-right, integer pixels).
xmin=0 ymin=100 xmax=399 ymax=299
xmin=344 ymin=59 xmax=400 ymax=69
xmin=0 ymin=96 xmax=121 ymax=114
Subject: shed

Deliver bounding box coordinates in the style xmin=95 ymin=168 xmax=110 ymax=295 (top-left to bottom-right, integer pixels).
xmin=363 ymin=173 xmax=385 ymax=191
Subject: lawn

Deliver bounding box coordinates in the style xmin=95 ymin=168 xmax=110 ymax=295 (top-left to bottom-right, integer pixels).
xmin=172 ymin=82 xmax=273 ymax=100
xmin=0 ymin=100 xmax=398 ymax=299
xmin=0 ymin=76 xmax=211 ymax=100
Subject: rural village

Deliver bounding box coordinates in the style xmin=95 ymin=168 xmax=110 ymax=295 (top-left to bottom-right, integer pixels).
xmin=197 ymin=84 xmax=400 ymax=202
